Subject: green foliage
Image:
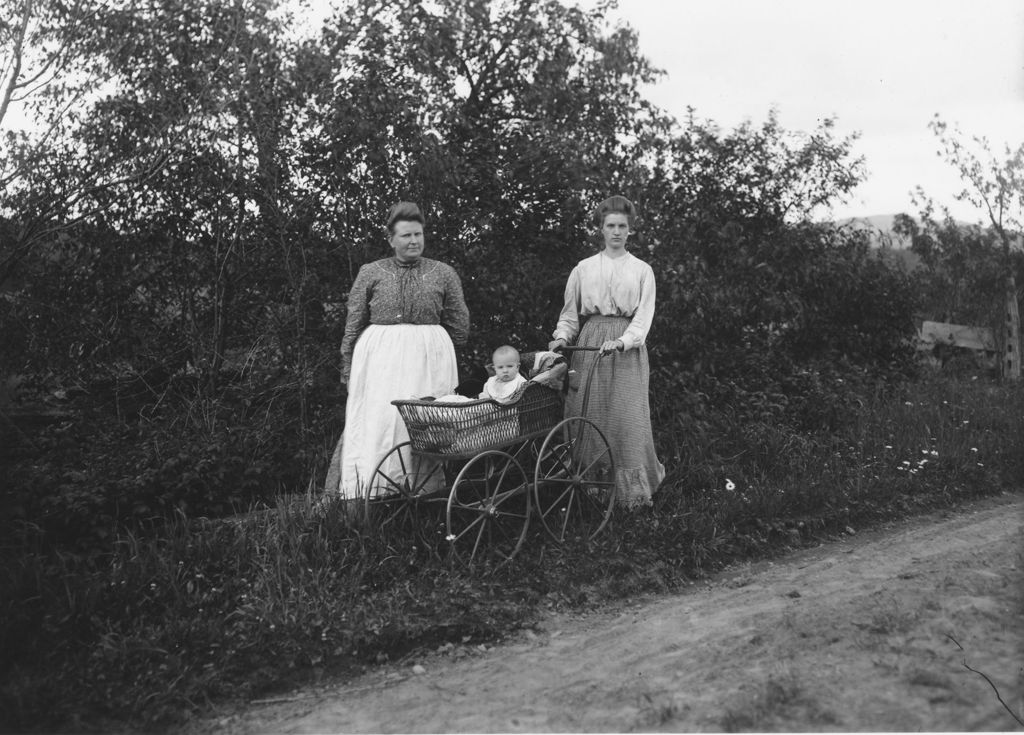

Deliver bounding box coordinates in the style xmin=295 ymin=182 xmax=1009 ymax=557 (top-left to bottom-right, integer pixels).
xmin=2 ymin=377 xmax=1022 ymax=732
xmin=0 ymin=4 xmax=999 ymax=729
xmin=630 ymin=111 xmax=915 ymax=434
xmin=292 ymin=0 xmax=670 ymax=357
xmin=650 ymin=215 xmax=918 ymax=434
xmin=0 ymin=3 xmax=928 ymax=638
xmin=907 ymin=116 xmax=1024 ymax=377
xmin=894 ymin=212 xmax=1024 ymax=332
xmin=2 ymin=372 xmax=341 ymax=551
xmin=1 ymin=0 xmax=922 ymax=541
xmin=922 ymin=116 xmax=1024 ymax=238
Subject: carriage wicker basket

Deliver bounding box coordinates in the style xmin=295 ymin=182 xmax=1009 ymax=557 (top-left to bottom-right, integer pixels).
xmin=392 ymin=381 xmax=563 ymax=456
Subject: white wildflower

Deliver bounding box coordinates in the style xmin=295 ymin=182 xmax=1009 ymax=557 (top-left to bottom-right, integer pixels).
xmin=725 ymin=479 xmax=736 ymax=491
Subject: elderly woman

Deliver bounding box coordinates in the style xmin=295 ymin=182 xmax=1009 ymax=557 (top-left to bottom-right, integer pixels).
xmin=548 ymin=195 xmax=664 ymax=508
xmin=325 ymin=201 xmax=470 ymax=504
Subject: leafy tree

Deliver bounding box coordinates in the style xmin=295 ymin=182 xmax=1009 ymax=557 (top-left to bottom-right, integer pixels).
xmin=1 ymin=0 xmax=325 ymax=392
xmin=0 ymin=0 xmax=923 ymax=546
xmin=0 ymin=0 xmax=173 ymax=287
xmin=893 ymin=213 xmax=1023 ymax=335
xmin=1 ymin=0 xmax=108 ymax=162
xmin=294 ymin=0 xmax=671 ymax=361
xmin=906 ymin=116 xmax=1024 ymax=378
xmin=639 ymin=112 xmax=915 ymax=433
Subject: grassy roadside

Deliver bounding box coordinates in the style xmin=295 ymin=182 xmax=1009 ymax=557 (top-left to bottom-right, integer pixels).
xmin=2 ymin=376 xmax=1022 ymax=733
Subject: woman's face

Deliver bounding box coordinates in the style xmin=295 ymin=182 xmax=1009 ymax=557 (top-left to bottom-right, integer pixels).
xmin=389 ymin=220 xmax=424 ymax=263
xmin=601 ymin=213 xmax=631 ymax=251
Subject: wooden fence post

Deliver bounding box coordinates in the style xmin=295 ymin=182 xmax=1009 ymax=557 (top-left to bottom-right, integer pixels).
xmin=1006 ymin=275 xmax=1021 ymax=380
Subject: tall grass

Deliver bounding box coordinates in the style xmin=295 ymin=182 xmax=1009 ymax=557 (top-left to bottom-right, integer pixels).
xmin=2 ymin=376 xmax=1022 ymax=732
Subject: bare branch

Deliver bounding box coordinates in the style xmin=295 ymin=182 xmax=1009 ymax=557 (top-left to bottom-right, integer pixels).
xmin=0 ymin=146 xmax=173 ymax=285
xmin=9 ymin=0 xmax=87 ymax=94
xmin=0 ymin=0 xmax=32 ymax=127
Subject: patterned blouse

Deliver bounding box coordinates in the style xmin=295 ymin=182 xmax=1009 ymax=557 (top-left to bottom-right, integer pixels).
xmin=552 ymin=251 xmax=656 ymax=351
xmin=341 ymin=257 xmax=470 ymax=379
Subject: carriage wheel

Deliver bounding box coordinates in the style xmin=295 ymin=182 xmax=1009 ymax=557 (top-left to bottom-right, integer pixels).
xmin=364 ymin=442 xmax=446 ymax=531
xmin=446 ymin=450 xmax=531 ymax=566
xmin=534 ymin=417 xmax=616 ymax=543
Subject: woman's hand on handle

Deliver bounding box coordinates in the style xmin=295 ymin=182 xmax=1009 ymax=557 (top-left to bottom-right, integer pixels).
xmin=599 ymin=339 xmax=624 ymax=355
xmin=548 ymin=338 xmax=567 ymax=352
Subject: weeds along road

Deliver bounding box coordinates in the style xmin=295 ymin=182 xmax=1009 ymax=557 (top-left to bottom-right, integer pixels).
xmin=196 ymin=492 xmax=1024 ymax=733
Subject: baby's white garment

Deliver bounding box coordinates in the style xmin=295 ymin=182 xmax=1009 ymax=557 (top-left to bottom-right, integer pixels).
xmin=479 ymin=373 xmax=528 ymax=403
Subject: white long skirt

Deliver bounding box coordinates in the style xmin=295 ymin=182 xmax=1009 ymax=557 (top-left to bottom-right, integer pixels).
xmin=325 ymin=324 xmax=458 ymax=500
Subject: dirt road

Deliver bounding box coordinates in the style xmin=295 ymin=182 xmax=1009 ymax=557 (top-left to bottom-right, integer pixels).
xmin=200 ymin=492 xmax=1023 ymax=733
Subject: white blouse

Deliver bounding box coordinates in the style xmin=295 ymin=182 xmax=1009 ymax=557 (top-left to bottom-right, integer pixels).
xmin=552 ymin=251 xmax=656 ymax=350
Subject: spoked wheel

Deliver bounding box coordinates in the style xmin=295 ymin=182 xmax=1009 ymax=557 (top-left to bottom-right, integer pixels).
xmin=364 ymin=442 xmax=447 ymax=532
xmin=534 ymin=417 xmax=616 ymax=543
xmin=446 ymin=450 xmax=531 ymax=566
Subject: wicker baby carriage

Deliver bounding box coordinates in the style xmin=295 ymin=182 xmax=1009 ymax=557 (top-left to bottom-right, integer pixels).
xmin=366 ymin=348 xmax=615 ymax=566
xmin=393 ymin=381 xmax=563 ymax=457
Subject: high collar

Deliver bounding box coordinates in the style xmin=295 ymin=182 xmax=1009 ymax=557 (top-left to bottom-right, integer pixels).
xmin=392 ymin=256 xmax=422 ymax=269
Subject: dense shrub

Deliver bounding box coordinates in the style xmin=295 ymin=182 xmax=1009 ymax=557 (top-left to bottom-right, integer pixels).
xmin=0 ymin=3 xmax=1019 ymax=728
xmin=2 ymin=374 xmax=343 ymax=551
xmin=648 ymin=220 xmax=919 ymax=440
xmin=2 ymin=376 xmax=1021 ymax=732
xmin=1 ymin=1 xmax=919 ymax=549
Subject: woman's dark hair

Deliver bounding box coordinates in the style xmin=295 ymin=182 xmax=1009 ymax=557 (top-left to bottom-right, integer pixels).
xmin=592 ymin=195 xmax=637 ymax=228
xmin=386 ymin=201 xmax=425 ymax=235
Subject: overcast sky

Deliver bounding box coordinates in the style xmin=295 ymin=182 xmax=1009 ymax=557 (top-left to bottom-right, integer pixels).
xmin=603 ymin=0 xmax=1024 ymax=222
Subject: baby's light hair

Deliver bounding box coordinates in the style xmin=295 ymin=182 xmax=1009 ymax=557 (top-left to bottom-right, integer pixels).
xmin=491 ymin=344 xmax=520 ymax=365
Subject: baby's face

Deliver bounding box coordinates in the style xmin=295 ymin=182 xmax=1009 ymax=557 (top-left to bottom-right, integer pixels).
xmin=493 ymin=358 xmax=520 ymax=382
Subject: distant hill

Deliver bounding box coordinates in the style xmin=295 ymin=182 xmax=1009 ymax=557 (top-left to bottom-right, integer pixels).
xmin=829 ymin=214 xmax=921 ymax=271
xmin=828 ymin=213 xmax=1014 ymax=272
xmin=834 ymin=214 xmax=913 ymax=248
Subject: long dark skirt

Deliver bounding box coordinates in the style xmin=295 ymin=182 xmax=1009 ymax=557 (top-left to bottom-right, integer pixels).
xmin=565 ymin=315 xmax=665 ymax=507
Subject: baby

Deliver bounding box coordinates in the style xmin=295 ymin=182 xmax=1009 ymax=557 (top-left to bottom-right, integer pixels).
xmin=413 ymin=345 xmax=529 ymax=453
xmin=479 ymin=344 xmax=528 ymax=404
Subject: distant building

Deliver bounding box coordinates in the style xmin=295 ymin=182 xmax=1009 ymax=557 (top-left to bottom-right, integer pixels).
xmin=916 ymin=320 xmax=997 ymax=370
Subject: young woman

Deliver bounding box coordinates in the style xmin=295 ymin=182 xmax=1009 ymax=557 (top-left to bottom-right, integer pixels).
xmin=549 ymin=196 xmax=664 ymax=507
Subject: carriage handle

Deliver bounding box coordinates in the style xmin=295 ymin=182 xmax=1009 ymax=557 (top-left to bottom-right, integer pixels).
xmin=549 ymin=345 xmax=610 ymax=417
